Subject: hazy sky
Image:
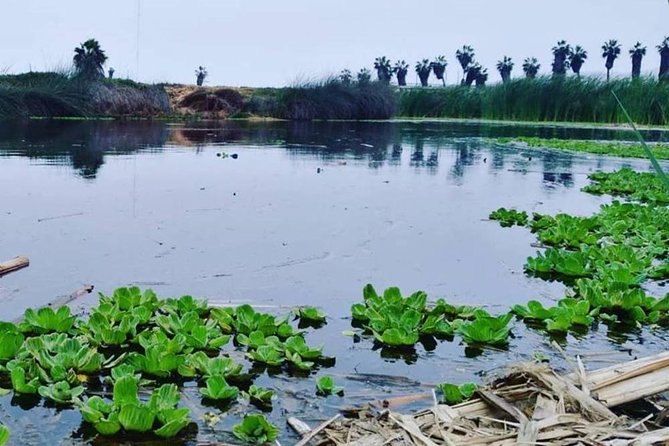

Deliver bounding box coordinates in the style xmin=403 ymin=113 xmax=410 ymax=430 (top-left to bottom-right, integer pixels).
xmin=1 ymin=0 xmax=667 ymax=87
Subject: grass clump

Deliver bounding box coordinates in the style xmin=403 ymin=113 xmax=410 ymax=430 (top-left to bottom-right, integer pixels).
xmin=399 ymin=76 xmax=669 ymax=125
xmin=495 ymin=137 xmax=669 ymax=160
xmin=0 ymin=71 xmax=170 ymax=118
xmin=276 ymin=78 xmax=397 ymax=120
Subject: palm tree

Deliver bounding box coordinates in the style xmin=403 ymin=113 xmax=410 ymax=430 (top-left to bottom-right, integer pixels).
xmin=374 ymin=57 xmax=393 ymax=84
xmin=569 ymin=46 xmax=588 ymax=77
xmin=108 ymin=67 xmax=115 ymax=79
xmin=455 ymin=45 xmax=475 ymax=84
xmin=431 ymin=56 xmax=448 ymax=86
xmin=496 ymin=56 xmax=514 ymax=83
xmin=357 ymin=68 xmax=372 ymax=85
xmin=629 ymin=42 xmax=646 ymax=79
xmin=601 ymin=39 xmax=621 ymax=82
xmin=394 ymin=60 xmax=409 ymax=86
xmin=522 ymin=57 xmax=540 ymax=79
xmin=415 ymin=59 xmax=432 ymax=87
xmin=339 ymin=69 xmax=353 ymax=85
xmin=464 ymin=62 xmax=483 ymax=87
xmin=195 ymin=66 xmax=208 ymax=86
xmin=475 ymin=68 xmax=488 ymax=87
xmin=73 ymin=38 xmax=107 ymax=80
xmin=658 ymin=36 xmax=669 ymax=82
xmin=551 ymin=40 xmax=571 ymax=76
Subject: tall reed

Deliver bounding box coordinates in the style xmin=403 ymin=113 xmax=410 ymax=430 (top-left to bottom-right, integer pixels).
xmin=399 ymin=76 xmax=669 ymax=125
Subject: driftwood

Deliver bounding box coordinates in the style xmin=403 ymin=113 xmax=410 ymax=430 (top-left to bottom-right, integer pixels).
xmin=0 ymin=256 xmax=29 ymax=277
xmin=310 ymin=352 xmax=669 ymax=446
xmin=12 ymin=284 xmax=94 ymax=323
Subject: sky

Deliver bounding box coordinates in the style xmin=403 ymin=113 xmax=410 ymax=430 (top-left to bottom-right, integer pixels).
xmin=1 ymin=0 xmax=667 ymax=87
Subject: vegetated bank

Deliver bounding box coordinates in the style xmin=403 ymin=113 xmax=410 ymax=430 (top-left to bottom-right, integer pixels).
xmin=493 ymin=136 xmax=669 ymax=160
xmin=3 ymin=72 xmax=669 ymax=126
xmin=0 ymin=72 xmax=170 ymax=119
xmin=398 ymin=76 xmax=669 ymax=126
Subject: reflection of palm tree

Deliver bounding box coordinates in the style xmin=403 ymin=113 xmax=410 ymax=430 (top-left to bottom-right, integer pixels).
xmin=601 ymin=40 xmax=621 ymax=81
xmin=411 ymin=139 xmax=424 ymax=165
xmin=629 ymin=42 xmax=646 ymax=79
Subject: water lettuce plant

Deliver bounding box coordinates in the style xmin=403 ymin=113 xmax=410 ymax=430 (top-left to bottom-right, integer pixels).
xmin=19 ymin=306 xmax=75 ymax=334
xmin=0 ymin=323 xmax=24 ymax=361
xmin=436 ymin=382 xmax=478 ymax=405
xmin=0 ymin=286 xmax=337 ymax=440
xmin=232 ymin=414 xmax=279 ymax=445
xmin=199 ymin=375 xmax=239 ymax=401
xmin=38 ymin=380 xmax=84 ymax=404
xmin=316 ymin=375 xmax=344 ymax=396
xmin=244 ymin=385 xmax=275 ymax=410
xmin=297 ymin=306 xmax=327 ymax=324
xmin=489 ymin=208 xmax=528 ymax=227
xmin=79 ymin=376 xmax=190 ymax=438
xmin=455 ymin=314 xmax=513 ymax=347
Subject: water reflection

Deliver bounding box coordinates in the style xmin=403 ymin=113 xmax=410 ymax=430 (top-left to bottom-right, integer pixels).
xmin=0 ymin=119 xmax=666 ymax=182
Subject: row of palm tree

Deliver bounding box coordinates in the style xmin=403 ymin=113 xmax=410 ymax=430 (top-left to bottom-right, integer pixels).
xmin=341 ymin=37 xmax=669 ymax=87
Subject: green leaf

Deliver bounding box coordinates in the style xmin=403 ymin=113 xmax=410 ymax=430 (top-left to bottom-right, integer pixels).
xmin=316 ymin=376 xmax=344 ymax=396
xmin=199 ymin=376 xmax=239 ymax=401
xmin=0 ymin=425 xmax=9 ymax=446
xmin=118 ymin=404 xmax=156 ymax=433
xmin=94 ymin=412 xmax=121 ymax=436
xmin=232 ymin=414 xmax=279 ymax=444
xmin=113 ymin=375 xmax=140 ymax=407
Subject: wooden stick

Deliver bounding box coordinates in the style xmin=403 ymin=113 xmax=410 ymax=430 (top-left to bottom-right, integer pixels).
xmin=294 ymin=414 xmax=340 ymax=446
xmin=0 ymin=256 xmax=29 ymax=277
xmin=287 ymin=417 xmax=312 ymax=437
xmin=12 ymin=284 xmax=94 ymax=323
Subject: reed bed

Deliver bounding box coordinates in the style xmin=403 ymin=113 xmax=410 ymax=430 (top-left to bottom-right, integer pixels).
xmin=274 ymin=79 xmax=398 ymax=120
xmin=399 ymin=76 xmax=669 ymax=125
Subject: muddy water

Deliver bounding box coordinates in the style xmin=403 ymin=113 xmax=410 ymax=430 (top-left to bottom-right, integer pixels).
xmin=0 ymin=120 xmax=667 ymax=444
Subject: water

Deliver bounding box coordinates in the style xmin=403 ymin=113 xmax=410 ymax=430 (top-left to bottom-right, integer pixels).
xmin=0 ymin=119 xmax=668 ymax=444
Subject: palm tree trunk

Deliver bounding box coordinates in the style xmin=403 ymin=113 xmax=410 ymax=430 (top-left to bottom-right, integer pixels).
xmin=606 ymin=69 xmax=610 ymax=82
xmin=441 ymin=78 xmax=445 ymax=87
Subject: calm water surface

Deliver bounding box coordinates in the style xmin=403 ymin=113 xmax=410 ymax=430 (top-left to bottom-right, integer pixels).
xmin=0 ymin=120 xmax=667 ymax=444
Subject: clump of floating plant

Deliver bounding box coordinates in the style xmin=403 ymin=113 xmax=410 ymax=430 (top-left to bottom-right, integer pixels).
xmin=435 ymin=382 xmax=478 ymax=405
xmin=582 ymin=168 xmax=669 ymax=204
xmin=350 ymin=284 xmax=513 ymax=351
xmin=316 ymin=375 xmax=344 ymax=396
xmin=0 ymin=286 xmax=332 ymax=440
xmin=78 ymin=375 xmax=190 ymax=437
xmin=232 ymin=414 xmax=280 ymax=445
xmin=493 ymin=167 xmax=669 ymax=336
xmin=492 ymin=137 xmax=669 ymax=161
xmin=488 ymin=207 xmax=528 ymax=227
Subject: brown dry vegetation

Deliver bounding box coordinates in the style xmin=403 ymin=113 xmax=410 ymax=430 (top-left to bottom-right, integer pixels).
xmin=165 ymin=85 xmax=255 ymax=119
